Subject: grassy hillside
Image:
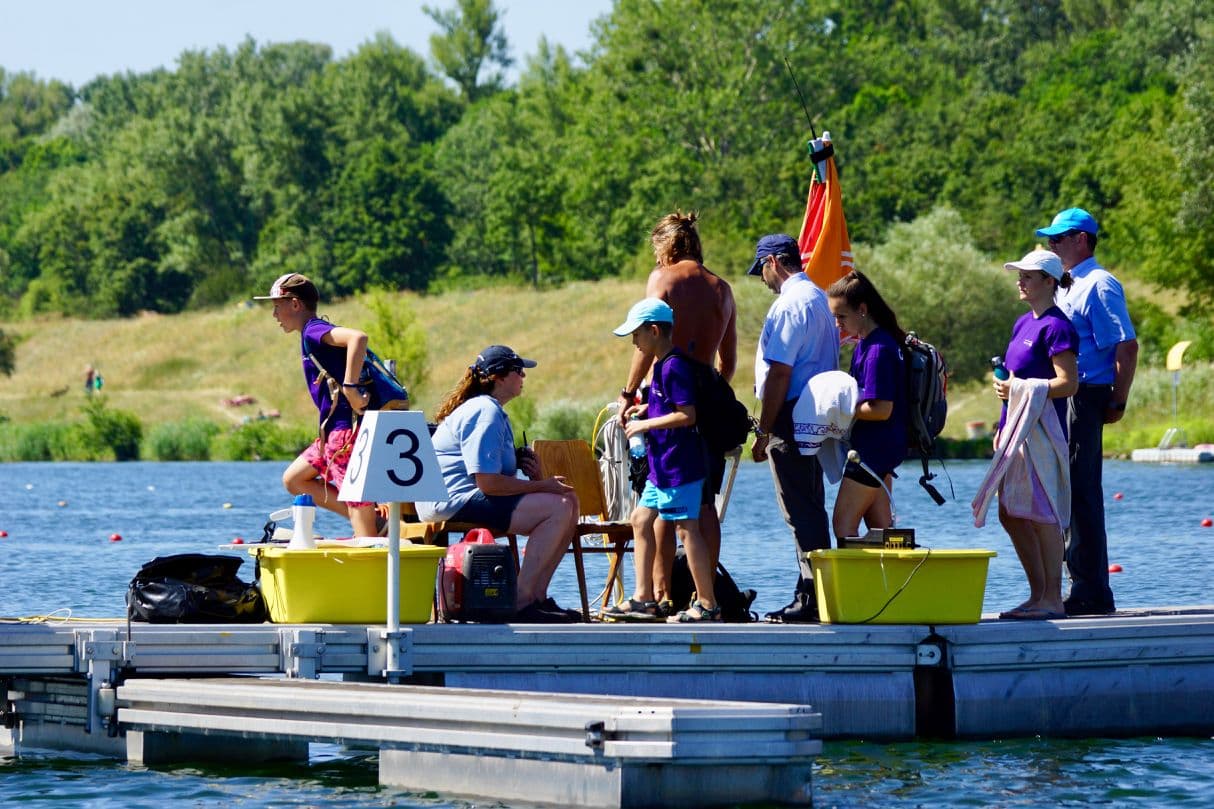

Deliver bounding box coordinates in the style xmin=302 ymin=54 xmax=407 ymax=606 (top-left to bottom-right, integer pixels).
xmin=2 ymin=276 xmax=1210 ymax=457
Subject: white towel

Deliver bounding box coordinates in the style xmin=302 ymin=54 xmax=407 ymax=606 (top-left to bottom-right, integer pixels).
xmin=971 ymin=377 xmax=1071 ymax=529
xmin=792 ymin=370 xmax=858 ymax=483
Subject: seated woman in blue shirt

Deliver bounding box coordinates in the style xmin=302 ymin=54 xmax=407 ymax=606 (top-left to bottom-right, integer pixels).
xmin=416 ymin=345 xmax=580 ymax=623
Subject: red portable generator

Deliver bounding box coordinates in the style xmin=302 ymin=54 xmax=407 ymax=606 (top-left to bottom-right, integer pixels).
xmin=439 ymin=528 xmax=517 ymax=622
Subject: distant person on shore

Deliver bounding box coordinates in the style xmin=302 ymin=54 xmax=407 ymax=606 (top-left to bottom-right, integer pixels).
xmin=254 ymin=273 xmax=379 ymax=538
xmin=605 ymin=298 xmax=718 ymax=623
xmin=83 ymin=365 xmax=96 ymax=396
xmin=750 ymin=234 xmax=839 ymax=623
xmin=1037 ymin=208 xmax=1138 ymax=616
xmin=615 ymin=211 xmax=737 ymax=613
xmin=415 ymin=346 xmax=581 ymax=624
xmin=825 ymin=270 xmax=907 ymax=541
xmin=979 ymin=249 xmax=1079 ymax=621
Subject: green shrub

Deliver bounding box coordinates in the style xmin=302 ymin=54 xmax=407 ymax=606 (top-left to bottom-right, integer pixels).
xmin=858 ymin=206 xmax=1023 ymax=383
xmin=504 ymin=396 xmax=537 ymax=443
xmin=79 ymin=397 xmax=143 ymax=460
xmin=532 ymin=400 xmax=600 ymax=443
xmin=0 ymin=422 xmax=83 ymax=461
xmin=211 ymin=419 xmax=315 ymax=461
xmin=146 ymin=418 xmax=221 ymax=461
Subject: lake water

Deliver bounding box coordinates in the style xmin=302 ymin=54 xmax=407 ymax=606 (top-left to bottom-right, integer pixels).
xmin=2 ymin=459 xmax=1213 ymax=806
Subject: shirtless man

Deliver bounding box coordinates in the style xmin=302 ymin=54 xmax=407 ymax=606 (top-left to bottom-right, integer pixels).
xmin=616 ymin=211 xmax=738 ymax=610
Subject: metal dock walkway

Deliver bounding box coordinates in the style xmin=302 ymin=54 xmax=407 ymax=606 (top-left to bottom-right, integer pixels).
xmin=3 ymin=609 xmax=1213 ymax=802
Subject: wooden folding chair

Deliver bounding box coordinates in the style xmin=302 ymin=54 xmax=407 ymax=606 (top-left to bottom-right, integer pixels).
xmin=532 ymin=439 xmax=635 ymax=619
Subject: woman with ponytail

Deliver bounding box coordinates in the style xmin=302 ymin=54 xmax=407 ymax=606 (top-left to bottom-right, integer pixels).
xmin=826 ymin=270 xmax=908 ymax=542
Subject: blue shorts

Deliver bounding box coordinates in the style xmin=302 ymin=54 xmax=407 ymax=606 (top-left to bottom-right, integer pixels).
xmin=639 ymin=479 xmax=704 ymax=522
xmin=450 ymin=491 xmax=524 ymax=535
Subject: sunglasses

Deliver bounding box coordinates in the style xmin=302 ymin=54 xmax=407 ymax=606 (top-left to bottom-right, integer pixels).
xmin=1047 ymin=230 xmax=1080 ymax=245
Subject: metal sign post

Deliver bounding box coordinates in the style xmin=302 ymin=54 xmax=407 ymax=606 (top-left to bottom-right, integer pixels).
xmin=339 ymin=411 xmax=447 ymax=680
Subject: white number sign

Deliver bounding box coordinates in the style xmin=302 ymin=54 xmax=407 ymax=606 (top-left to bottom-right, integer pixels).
xmin=338 ymin=411 xmax=449 ymax=503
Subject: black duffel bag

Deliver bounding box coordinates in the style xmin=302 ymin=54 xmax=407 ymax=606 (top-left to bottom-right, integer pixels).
xmin=127 ymin=553 xmax=267 ymax=623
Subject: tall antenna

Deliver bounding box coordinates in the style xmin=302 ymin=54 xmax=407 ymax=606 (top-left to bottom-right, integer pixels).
xmin=784 ymin=57 xmax=818 ymax=140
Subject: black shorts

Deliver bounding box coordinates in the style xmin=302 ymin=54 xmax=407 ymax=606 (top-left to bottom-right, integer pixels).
xmin=843 ymin=461 xmax=896 ymax=489
xmin=700 ymin=452 xmax=728 ymax=506
xmin=450 ymin=491 xmax=525 ymax=535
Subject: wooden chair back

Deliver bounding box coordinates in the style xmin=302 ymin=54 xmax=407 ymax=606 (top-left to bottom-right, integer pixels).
xmin=532 ymin=439 xmax=608 ymax=519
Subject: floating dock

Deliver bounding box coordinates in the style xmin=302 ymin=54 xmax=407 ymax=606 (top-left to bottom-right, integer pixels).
xmin=4 ymin=610 xmax=1214 ymax=803
xmin=1130 ymin=447 xmax=1214 ymax=463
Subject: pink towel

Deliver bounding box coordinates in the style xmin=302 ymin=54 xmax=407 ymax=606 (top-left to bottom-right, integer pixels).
xmin=972 ymin=378 xmax=1070 ymax=529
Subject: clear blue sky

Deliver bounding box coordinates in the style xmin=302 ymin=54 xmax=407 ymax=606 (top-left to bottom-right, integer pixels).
xmin=0 ymin=0 xmax=614 ymax=87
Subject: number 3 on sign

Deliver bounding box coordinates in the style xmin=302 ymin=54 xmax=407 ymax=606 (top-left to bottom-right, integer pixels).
xmin=338 ymin=411 xmax=449 ymax=503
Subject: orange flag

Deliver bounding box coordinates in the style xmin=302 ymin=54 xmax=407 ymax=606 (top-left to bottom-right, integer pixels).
xmin=798 ymin=136 xmax=853 ymax=290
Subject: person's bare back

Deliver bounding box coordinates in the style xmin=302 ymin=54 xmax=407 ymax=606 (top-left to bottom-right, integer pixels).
xmin=647 ymin=260 xmax=737 ymax=380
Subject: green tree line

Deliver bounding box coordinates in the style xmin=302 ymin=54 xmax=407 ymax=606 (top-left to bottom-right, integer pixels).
xmin=2 ymin=0 xmax=1212 ymax=373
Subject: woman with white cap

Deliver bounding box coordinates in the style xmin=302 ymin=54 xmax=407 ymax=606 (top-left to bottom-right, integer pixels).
xmin=986 ymin=250 xmax=1079 ymax=620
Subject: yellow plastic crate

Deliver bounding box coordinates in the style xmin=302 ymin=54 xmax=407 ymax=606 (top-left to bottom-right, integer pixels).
xmin=251 ymin=545 xmax=445 ymax=624
xmin=808 ymin=548 xmax=996 ymax=624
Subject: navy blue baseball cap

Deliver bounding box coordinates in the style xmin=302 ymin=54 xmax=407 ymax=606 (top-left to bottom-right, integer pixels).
xmin=473 ymin=345 xmax=537 ymax=376
xmin=748 ymin=234 xmax=800 ymax=275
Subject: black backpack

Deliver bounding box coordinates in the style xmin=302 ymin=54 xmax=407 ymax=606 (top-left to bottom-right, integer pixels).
xmin=669 ymin=548 xmax=757 ymax=623
xmin=903 ymin=332 xmax=948 ymax=505
xmin=127 ymin=553 xmax=267 ymax=624
xmin=690 ymin=360 xmax=753 ymax=455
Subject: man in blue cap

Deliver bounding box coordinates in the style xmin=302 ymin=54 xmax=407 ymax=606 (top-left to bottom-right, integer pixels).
xmin=1036 ymin=207 xmax=1138 ymax=616
xmin=749 ymin=234 xmax=840 ymax=622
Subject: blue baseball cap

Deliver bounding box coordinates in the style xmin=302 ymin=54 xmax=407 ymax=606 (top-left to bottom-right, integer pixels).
xmin=613 ymin=297 xmax=674 ymax=336
xmin=1035 ymin=208 xmax=1099 ymax=238
xmin=473 ymin=345 xmax=537 ymax=376
xmin=748 ymin=234 xmax=800 ymax=275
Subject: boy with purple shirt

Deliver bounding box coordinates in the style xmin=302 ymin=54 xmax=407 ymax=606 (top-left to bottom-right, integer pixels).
xmin=254 ymin=273 xmax=383 ymax=537
xmin=605 ymin=298 xmax=719 ymax=623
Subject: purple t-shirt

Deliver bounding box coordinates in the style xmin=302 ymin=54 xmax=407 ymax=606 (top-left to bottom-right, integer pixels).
xmin=848 ymin=327 xmax=907 ymax=475
xmin=300 ymin=317 xmax=355 ymax=433
xmin=646 ymin=349 xmax=707 ymax=489
xmin=999 ymin=306 xmax=1079 ymax=433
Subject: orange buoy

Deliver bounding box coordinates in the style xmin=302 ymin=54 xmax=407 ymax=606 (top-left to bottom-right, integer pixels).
xmin=1203 ymin=518 xmax=1213 ymax=528
xmin=57 ymin=500 xmax=68 ymax=507
xmin=109 ymin=533 xmax=122 ymax=542
xmin=1108 ymin=563 xmax=1123 ymax=573
xmin=1113 ymin=492 xmax=1123 ymax=501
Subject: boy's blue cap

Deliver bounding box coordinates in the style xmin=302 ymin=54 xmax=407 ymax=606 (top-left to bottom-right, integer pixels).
xmin=1035 ymin=208 xmax=1098 ymax=237
xmin=748 ymin=234 xmax=800 ymax=275
xmin=613 ymin=298 xmax=674 ymax=336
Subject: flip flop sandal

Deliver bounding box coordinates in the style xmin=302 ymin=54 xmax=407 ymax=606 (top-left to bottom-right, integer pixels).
xmin=602 ymin=597 xmax=659 ymax=621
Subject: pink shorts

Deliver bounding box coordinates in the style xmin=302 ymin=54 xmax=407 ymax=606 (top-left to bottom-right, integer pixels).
xmin=301 ymin=428 xmax=373 ymax=508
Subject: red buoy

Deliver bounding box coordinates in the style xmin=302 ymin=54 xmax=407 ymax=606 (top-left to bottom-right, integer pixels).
xmin=1203 ymin=518 xmax=1213 ymax=528
xmin=109 ymin=533 xmax=122 ymax=542
xmin=0 ymin=530 xmax=7 ymax=538
xmin=232 ymin=537 xmax=245 ymax=545
xmin=1113 ymin=492 xmax=1123 ymax=501
xmin=1108 ymin=563 xmax=1123 ymax=573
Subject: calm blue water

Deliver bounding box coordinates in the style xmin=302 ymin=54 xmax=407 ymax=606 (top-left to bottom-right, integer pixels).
xmin=2 ymin=459 xmax=1213 ymax=805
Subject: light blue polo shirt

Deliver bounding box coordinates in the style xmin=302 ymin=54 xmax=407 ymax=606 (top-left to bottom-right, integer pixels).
xmin=755 ymin=273 xmax=839 ymax=401
xmin=1058 ymin=256 xmax=1135 ymax=385
xmin=416 ymin=395 xmax=516 ymax=522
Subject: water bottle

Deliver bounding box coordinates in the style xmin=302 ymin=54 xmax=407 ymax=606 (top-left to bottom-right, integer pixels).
xmin=628 ymin=415 xmax=646 ymax=459
xmin=288 ymin=493 xmax=316 ymax=550
xmin=991 ymin=357 xmax=1009 ymax=381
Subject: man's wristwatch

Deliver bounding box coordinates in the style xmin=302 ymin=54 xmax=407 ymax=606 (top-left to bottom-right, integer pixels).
xmin=1109 ymin=401 xmax=1127 ymax=411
